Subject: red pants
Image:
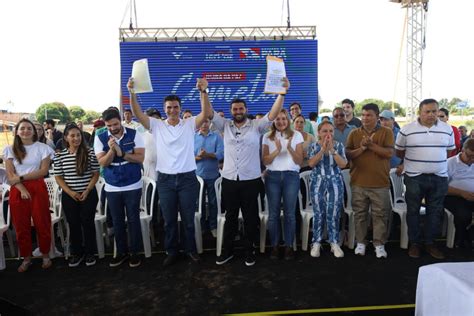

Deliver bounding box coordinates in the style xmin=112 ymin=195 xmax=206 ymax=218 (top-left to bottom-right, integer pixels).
xmin=10 ymin=178 xmax=51 ymax=257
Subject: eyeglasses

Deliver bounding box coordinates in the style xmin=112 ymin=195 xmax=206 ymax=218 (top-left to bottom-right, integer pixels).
xmin=438 ymin=115 xmax=446 ymax=119
xmin=333 ymin=114 xmax=345 ymax=118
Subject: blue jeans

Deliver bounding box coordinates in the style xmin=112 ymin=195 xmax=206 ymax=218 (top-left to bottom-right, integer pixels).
xmin=200 ymin=177 xmax=218 ymax=231
xmin=106 ymin=188 xmax=143 ymax=254
xmin=265 ymin=170 xmax=299 ymax=247
xmin=404 ymin=174 xmax=448 ymax=245
xmin=157 ymin=171 xmax=199 ymax=255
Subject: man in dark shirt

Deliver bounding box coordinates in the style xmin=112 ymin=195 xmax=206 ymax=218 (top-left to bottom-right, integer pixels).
xmin=342 ymin=98 xmax=362 ymax=127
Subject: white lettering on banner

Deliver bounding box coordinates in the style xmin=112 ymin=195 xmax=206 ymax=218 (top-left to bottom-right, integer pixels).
xmin=171 ymin=73 xmax=275 ymax=104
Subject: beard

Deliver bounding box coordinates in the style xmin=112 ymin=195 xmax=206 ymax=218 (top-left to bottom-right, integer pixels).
xmin=110 ymin=127 xmax=122 ymax=136
xmin=232 ymin=113 xmax=247 ymax=123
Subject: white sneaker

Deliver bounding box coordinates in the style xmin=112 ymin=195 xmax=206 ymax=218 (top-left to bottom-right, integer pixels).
xmin=310 ymin=243 xmax=321 ymax=258
xmin=330 ymin=243 xmax=344 ymax=258
xmin=375 ymin=245 xmax=388 ymax=258
xmin=354 ymin=243 xmax=366 ymax=256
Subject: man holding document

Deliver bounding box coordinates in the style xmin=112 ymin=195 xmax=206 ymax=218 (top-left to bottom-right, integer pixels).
xmin=127 ymin=74 xmax=212 ymax=267
xmin=213 ymin=65 xmax=290 ymax=267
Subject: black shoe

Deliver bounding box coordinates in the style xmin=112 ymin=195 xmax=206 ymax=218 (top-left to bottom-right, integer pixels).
xmin=109 ymin=253 xmax=129 ymax=267
xmin=188 ymin=253 xmax=201 ymax=264
xmin=68 ymin=254 xmax=84 ymax=268
xmin=163 ymin=254 xmax=179 ymax=267
xmin=284 ymin=246 xmax=295 ymax=260
xmin=270 ymin=246 xmax=279 ymax=260
xmin=129 ymin=254 xmax=141 ymax=268
xmin=245 ymin=248 xmax=256 ymax=267
xmin=85 ymin=254 xmax=96 ymax=267
xmin=216 ymin=251 xmax=234 ymax=265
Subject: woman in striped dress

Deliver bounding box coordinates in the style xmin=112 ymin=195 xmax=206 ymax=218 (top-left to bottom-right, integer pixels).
xmin=308 ymin=121 xmax=347 ymax=258
xmin=53 ymin=123 xmax=100 ymax=267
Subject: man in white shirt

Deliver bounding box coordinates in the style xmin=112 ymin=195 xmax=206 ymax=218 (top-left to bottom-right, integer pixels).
xmin=395 ymin=98 xmax=456 ymax=259
xmin=122 ymin=109 xmax=141 ymax=129
xmin=444 ymin=138 xmax=474 ymax=249
xmin=213 ymin=77 xmax=290 ymax=267
xmin=128 ymin=77 xmax=212 ymax=267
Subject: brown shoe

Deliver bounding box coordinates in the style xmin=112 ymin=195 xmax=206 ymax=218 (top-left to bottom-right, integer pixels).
xmin=425 ymin=244 xmax=445 ymax=259
xmin=284 ymin=246 xmax=295 ymax=260
xmin=408 ymin=244 xmax=421 ymax=258
xmin=270 ymin=246 xmax=279 ymax=260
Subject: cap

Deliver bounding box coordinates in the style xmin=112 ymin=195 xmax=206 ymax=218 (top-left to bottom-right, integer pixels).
xmin=380 ymin=110 xmax=395 ymax=120
xmin=93 ymin=119 xmax=105 ymax=128
xmin=145 ymin=108 xmax=161 ymax=118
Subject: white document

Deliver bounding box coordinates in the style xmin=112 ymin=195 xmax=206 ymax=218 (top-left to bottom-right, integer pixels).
xmin=264 ymin=56 xmax=286 ymax=94
xmin=131 ymin=59 xmax=153 ymax=93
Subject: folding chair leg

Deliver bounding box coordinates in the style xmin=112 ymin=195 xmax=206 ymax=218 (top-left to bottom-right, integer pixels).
xmin=259 ymin=217 xmax=267 ymax=254
xmin=400 ymin=212 xmax=409 ymax=249
xmin=95 ymin=221 xmax=105 ymax=259
xmin=141 ymin=220 xmax=152 ymax=258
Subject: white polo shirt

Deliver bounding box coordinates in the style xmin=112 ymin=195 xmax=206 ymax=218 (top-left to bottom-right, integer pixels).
xmin=212 ymin=111 xmax=272 ymax=181
xmin=447 ymin=153 xmax=474 ymax=192
xmin=149 ymin=116 xmax=197 ymax=174
xmin=395 ymin=119 xmax=455 ymax=177
xmin=262 ymin=131 xmax=304 ymax=172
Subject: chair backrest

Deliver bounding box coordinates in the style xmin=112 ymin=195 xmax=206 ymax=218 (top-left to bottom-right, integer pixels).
xmin=95 ymin=177 xmax=107 ymax=215
xmin=341 ymin=169 xmax=352 ymax=210
xmin=298 ymin=170 xmax=312 ymax=210
xmin=389 ymin=168 xmax=405 ymax=203
xmin=0 ymin=184 xmax=10 ymax=228
xmin=141 ymin=176 xmax=157 ymax=217
xmin=44 ymin=177 xmax=60 ymax=216
xmin=196 ymin=176 xmax=205 ymax=215
xmin=214 ymin=177 xmax=223 ymax=214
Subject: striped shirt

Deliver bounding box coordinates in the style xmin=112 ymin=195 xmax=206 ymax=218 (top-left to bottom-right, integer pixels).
xmin=395 ymin=119 xmax=455 ymax=177
xmin=309 ymin=141 xmax=346 ymax=177
xmin=53 ymin=148 xmax=100 ymax=192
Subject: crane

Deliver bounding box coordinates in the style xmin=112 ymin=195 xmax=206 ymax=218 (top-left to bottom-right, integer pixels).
xmin=391 ymin=0 xmax=429 ymax=122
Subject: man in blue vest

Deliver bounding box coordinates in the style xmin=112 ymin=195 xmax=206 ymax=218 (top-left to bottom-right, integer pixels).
xmin=94 ymin=108 xmax=145 ymax=268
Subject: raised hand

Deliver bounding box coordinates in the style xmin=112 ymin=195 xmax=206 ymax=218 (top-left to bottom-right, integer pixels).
xmin=196 ymin=78 xmax=208 ymax=92
xmin=127 ymin=77 xmax=135 ymax=93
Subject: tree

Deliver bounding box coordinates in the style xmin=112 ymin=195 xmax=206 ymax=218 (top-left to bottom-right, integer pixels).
xmin=35 ymin=102 xmax=71 ymax=123
xmin=81 ymin=110 xmax=101 ymax=124
xmin=68 ymin=106 xmax=86 ymax=121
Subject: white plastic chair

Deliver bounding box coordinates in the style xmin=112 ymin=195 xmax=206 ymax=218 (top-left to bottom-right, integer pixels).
xmin=299 ymin=171 xmax=313 ymax=251
xmin=341 ymin=169 xmax=356 ymax=249
xmin=0 ymin=184 xmax=13 ymax=270
xmin=139 ymin=176 xmax=157 ymax=258
xmin=44 ymin=178 xmax=66 ymax=258
xmin=93 ymin=177 xmax=109 ymax=259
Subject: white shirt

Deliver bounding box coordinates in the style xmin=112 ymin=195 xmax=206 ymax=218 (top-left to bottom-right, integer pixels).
xmin=149 ymin=116 xmax=197 ymax=174
xmin=122 ymin=120 xmax=141 ymax=130
xmin=143 ymin=131 xmax=157 ymax=180
xmin=94 ymin=127 xmax=145 ymax=192
xmin=263 ymin=131 xmax=304 ymax=172
xmin=395 ymin=119 xmax=455 ymax=177
xmin=3 ymin=142 xmax=54 ymax=176
xmin=310 ymin=121 xmax=319 ymax=137
xmin=447 ymin=153 xmax=474 ymax=193
xmin=212 ymin=111 xmax=272 ymax=181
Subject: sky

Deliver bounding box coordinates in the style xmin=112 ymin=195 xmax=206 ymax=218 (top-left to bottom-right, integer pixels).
xmin=0 ymin=0 xmax=473 ymax=114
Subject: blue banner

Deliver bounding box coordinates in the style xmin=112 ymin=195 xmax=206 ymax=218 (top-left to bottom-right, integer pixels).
xmin=120 ymin=40 xmax=318 ymax=118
